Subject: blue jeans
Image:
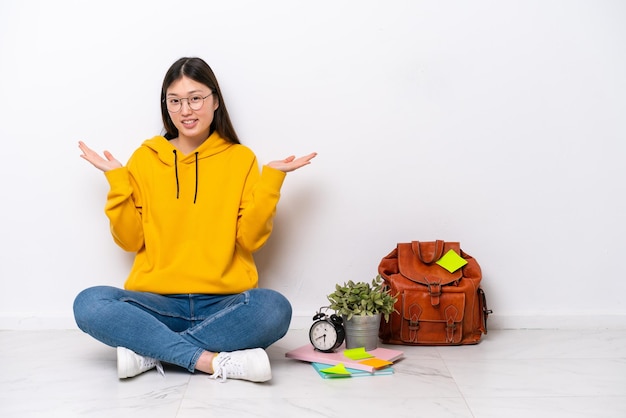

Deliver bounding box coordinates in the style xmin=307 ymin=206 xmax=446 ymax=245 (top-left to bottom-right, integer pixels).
xmin=73 ymin=286 xmax=292 ymax=372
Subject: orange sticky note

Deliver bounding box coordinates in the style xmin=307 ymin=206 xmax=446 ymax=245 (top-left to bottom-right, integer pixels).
xmin=359 ymin=358 xmax=393 ymax=369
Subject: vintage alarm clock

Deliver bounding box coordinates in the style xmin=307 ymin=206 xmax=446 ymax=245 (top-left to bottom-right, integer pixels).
xmin=309 ymin=309 xmax=345 ymax=352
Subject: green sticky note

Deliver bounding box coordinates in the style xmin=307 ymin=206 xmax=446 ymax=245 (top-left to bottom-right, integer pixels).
xmin=320 ymin=363 xmax=351 ymax=375
xmin=343 ymin=347 xmax=374 ymax=360
xmin=436 ymin=249 xmax=468 ymax=273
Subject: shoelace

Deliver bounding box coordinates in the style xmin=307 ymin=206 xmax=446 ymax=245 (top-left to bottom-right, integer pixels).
xmin=143 ymin=357 xmax=165 ymax=377
xmin=210 ymin=353 xmax=242 ymax=383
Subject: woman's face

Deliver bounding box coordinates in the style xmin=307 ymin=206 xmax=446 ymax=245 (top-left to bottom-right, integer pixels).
xmin=165 ymin=76 xmax=218 ymax=143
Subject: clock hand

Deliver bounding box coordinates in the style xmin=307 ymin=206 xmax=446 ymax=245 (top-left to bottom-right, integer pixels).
xmin=315 ymin=334 xmax=327 ymax=341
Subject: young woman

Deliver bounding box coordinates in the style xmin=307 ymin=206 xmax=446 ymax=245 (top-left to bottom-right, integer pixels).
xmin=74 ymin=57 xmax=316 ymax=382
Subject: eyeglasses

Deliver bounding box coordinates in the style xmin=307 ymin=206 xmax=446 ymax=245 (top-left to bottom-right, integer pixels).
xmin=165 ymin=93 xmax=213 ymax=113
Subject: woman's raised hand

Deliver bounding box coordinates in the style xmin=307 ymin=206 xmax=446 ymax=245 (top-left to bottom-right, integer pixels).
xmin=267 ymin=152 xmax=317 ymax=173
xmin=78 ymin=141 xmax=123 ymax=172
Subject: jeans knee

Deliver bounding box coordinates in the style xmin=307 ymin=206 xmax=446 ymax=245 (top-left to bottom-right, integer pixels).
xmin=73 ymin=286 xmax=113 ymax=331
xmin=73 ymin=287 xmax=93 ymax=331
xmin=278 ymin=293 xmax=292 ymax=327
xmin=266 ymin=290 xmax=292 ymax=335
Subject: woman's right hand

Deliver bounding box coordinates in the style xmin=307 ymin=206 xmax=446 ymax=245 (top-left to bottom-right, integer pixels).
xmin=78 ymin=141 xmax=123 ymax=172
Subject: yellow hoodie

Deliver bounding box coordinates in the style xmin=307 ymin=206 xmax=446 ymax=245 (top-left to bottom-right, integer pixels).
xmin=103 ymin=132 xmax=286 ymax=295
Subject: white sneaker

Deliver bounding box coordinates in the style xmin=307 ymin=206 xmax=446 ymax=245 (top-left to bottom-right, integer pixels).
xmin=210 ymin=348 xmax=272 ymax=382
xmin=117 ymin=347 xmax=164 ymax=379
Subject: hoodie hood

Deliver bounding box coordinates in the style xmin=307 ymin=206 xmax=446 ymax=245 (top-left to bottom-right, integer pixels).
xmin=141 ymin=131 xmax=233 ymax=166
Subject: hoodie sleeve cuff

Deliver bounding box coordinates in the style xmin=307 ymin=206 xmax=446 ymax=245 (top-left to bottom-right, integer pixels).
xmin=104 ymin=166 xmax=130 ymax=188
xmin=260 ymin=165 xmax=287 ymax=192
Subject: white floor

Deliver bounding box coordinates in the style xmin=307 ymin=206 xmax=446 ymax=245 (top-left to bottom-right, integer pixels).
xmin=1 ymin=328 xmax=625 ymax=418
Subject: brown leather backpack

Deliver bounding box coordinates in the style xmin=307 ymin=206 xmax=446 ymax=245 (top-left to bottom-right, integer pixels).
xmin=378 ymin=240 xmax=491 ymax=345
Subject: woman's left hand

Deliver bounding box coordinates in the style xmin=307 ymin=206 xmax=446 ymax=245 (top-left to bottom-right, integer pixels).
xmin=267 ymin=152 xmax=317 ymax=172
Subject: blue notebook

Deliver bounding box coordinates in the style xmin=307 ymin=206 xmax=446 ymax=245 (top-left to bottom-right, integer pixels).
xmin=311 ymin=362 xmax=394 ymax=379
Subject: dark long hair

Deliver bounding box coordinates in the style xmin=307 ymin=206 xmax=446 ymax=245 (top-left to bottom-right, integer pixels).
xmin=160 ymin=57 xmax=240 ymax=144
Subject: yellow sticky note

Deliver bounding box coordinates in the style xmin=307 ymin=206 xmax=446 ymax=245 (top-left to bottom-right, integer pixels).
xmin=343 ymin=347 xmax=374 ymax=360
xmin=436 ymin=249 xmax=468 ymax=273
xmin=359 ymin=358 xmax=393 ymax=369
xmin=320 ymin=363 xmax=351 ymax=375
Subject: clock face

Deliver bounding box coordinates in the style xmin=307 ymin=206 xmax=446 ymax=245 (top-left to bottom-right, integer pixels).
xmin=309 ymin=320 xmax=338 ymax=352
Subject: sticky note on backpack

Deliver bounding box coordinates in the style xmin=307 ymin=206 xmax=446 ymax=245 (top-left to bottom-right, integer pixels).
xmin=436 ymin=249 xmax=468 ymax=273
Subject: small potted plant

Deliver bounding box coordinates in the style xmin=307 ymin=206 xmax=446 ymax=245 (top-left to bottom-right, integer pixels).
xmin=327 ymin=275 xmax=398 ymax=350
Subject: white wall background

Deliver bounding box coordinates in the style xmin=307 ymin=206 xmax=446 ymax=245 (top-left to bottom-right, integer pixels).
xmin=1 ymin=0 xmax=625 ymax=330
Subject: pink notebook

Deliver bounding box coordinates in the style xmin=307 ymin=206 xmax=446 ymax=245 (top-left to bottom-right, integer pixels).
xmin=285 ymin=344 xmax=404 ymax=373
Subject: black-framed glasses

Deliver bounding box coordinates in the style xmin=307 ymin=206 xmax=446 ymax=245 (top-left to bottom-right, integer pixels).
xmin=165 ymin=93 xmax=213 ymax=113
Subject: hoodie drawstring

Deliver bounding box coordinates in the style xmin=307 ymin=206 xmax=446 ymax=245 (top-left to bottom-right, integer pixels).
xmin=173 ymin=150 xmax=180 ymax=199
xmin=173 ymin=149 xmax=199 ymax=204
xmin=194 ymin=152 xmax=199 ymax=204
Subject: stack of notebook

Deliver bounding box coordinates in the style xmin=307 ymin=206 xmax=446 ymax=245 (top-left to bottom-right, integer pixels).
xmin=285 ymin=344 xmax=404 ymax=379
